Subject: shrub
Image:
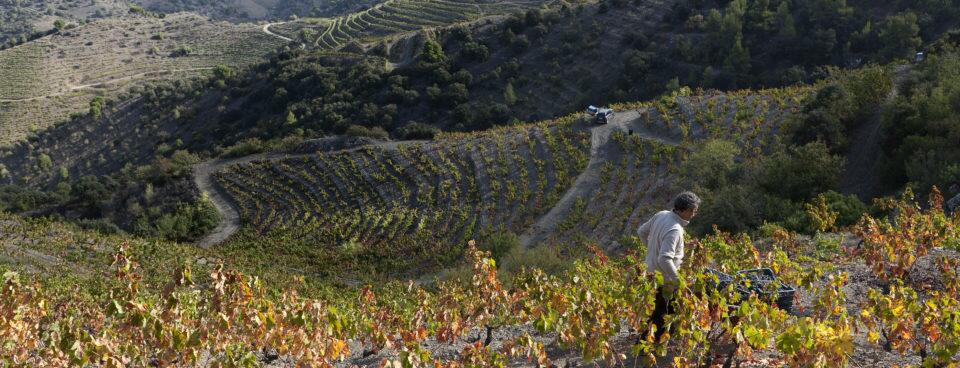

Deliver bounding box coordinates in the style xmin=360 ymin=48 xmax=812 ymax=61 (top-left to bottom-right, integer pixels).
xmin=421 ymin=39 xmax=445 ymax=63
xmin=788 ymin=66 xmax=891 ymax=152
xmin=498 ymin=245 xmax=570 ymax=284
xmin=819 ymin=191 xmax=868 ymax=228
xmin=71 ymin=175 xmax=109 ymax=215
xmin=171 ymin=45 xmax=193 ymax=57
xmin=0 ymin=185 xmax=63 ymax=212
xmin=344 ymin=125 xmax=389 ymax=140
xmin=460 ymin=41 xmax=490 ymax=62
xmin=37 ymin=154 xmax=53 ymax=172
xmin=690 ymin=184 xmax=762 ymax=235
xmin=759 ymin=141 xmax=844 ymax=202
xmin=680 ymin=139 xmax=739 ymax=190
xmin=89 ymin=96 xmax=105 ymax=118
xmin=148 ymin=194 xmax=220 ymax=241
xmin=476 ymin=230 xmax=520 ymax=261
xmin=398 ymin=122 xmax=439 ymax=140
xmin=222 ymin=138 xmax=265 ymax=158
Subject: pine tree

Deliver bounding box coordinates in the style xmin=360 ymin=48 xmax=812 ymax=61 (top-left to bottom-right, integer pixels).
xmin=422 ymin=40 xmax=446 ymax=63
xmin=776 ymin=2 xmax=797 ymax=39
xmin=878 ymin=12 xmax=921 ymax=61
xmin=724 ymin=34 xmax=751 ymax=85
xmin=503 ymin=82 xmax=517 ymax=105
xmin=745 ymin=0 xmax=774 ymax=33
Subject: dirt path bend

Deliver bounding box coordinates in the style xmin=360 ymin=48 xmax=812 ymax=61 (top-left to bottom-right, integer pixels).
xmin=519 ymin=110 xmax=680 ymax=248
xmin=841 ymin=64 xmax=910 ymax=201
xmin=194 ymin=140 xmax=423 ymax=248
xmin=262 ymin=22 xmax=293 ymax=42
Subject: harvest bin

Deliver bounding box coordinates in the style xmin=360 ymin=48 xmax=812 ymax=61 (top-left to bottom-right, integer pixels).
xmin=705 ymin=268 xmax=795 ymax=313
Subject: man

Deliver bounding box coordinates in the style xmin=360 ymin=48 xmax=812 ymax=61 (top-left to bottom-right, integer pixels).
xmin=636 ymin=191 xmax=700 ymax=340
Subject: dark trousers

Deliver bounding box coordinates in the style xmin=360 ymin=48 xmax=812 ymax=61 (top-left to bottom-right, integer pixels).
xmin=651 ymin=286 xmax=674 ymax=339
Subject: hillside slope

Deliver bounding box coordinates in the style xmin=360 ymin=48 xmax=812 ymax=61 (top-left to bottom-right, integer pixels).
xmin=0 ymin=189 xmax=956 ymax=367
xmin=0 ymin=12 xmax=286 ymax=145
xmin=0 ymin=0 xmax=131 ymax=47
xmin=188 ymin=86 xmax=808 ymax=281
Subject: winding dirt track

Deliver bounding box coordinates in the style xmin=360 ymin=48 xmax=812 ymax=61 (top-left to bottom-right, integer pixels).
xmin=261 ymin=22 xmax=293 ymax=42
xmin=518 ymin=110 xmax=680 ymax=248
xmin=840 ymin=64 xmax=910 ymax=201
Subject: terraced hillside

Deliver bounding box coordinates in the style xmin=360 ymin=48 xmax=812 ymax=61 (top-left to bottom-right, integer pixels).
xmin=133 ymin=0 xmax=384 ymax=21
xmin=0 ymin=0 xmax=131 ymax=47
xmin=277 ymin=0 xmax=551 ymax=50
xmin=191 ymin=87 xmax=810 ymax=280
xmin=211 ymin=122 xmax=589 ymax=271
xmin=0 ymin=12 xmax=285 ymax=145
xmin=529 ymin=87 xmax=810 ymax=249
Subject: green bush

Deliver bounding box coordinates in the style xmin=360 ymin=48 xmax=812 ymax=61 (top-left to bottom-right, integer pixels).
xmin=819 ymin=190 xmax=868 ymax=227
xmin=0 ymin=185 xmax=63 ymax=212
xmin=788 ymin=66 xmax=891 ymax=152
xmin=879 ymin=54 xmax=960 ymax=192
xmin=344 ymin=125 xmax=389 ymax=140
xmin=143 ymin=195 xmax=220 ymax=241
xmin=759 ymin=141 xmax=844 ymax=202
xmin=680 ymin=139 xmax=739 ymax=190
xmin=171 ymin=45 xmax=193 ymax=57
xmin=37 ymin=154 xmax=53 ymax=171
xmin=222 ymin=138 xmax=265 ymax=158
xmin=476 ymin=230 xmax=520 ymax=261
xmin=689 ymin=184 xmax=761 ymax=235
xmin=398 ymin=122 xmax=439 ymax=140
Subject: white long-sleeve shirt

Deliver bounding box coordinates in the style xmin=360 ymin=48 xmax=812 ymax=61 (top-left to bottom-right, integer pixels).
xmin=637 ymin=210 xmax=688 ymax=284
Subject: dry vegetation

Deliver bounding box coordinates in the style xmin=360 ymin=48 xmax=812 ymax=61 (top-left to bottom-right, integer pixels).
xmin=276 ymin=0 xmax=553 ymax=50
xmin=0 ymin=12 xmax=284 ymax=145
xmin=0 ymin=0 xmax=130 ymax=45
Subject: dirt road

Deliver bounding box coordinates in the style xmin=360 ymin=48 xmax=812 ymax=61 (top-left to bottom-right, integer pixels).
xmin=840 ymin=64 xmax=910 ymax=200
xmin=518 ymin=109 xmax=680 ymax=248
xmin=262 ymin=22 xmax=293 ymax=42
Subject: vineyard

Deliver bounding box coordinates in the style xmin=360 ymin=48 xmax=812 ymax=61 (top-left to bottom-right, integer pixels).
xmin=0 ymin=12 xmax=284 ymax=145
xmin=1 ymin=188 xmax=958 ymax=366
xmin=0 ymin=0 xmax=131 ymax=46
xmin=0 ymin=211 xmax=206 ymax=288
xmin=182 ymin=86 xmax=817 ymax=281
xmin=278 ymin=0 xmax=551 ymax=50
xmin=526 ymin=86 xmax=811 ymax=250
xmin=212 ymin=122 xmax=590 ymax=276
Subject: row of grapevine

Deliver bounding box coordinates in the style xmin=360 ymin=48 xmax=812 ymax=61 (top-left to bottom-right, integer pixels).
xmin=308 ymin=0 xmax=544 ymax=50
xmin=213 ymin=123 xmax=590 ymax=266
xmin=612 ymin=86 xmax=810 ymax=154
xmin=3 ymin=189 xmax=957 ymax=365
xmin=540 ymin=88 xmax=808 ymax=249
